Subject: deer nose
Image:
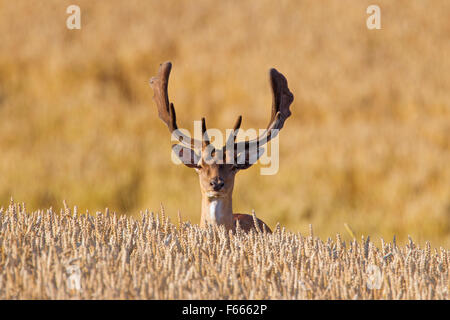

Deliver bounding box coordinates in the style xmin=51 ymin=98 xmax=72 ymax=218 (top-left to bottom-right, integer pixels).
xmin=210 ymin=178 xmax=225 ymax=191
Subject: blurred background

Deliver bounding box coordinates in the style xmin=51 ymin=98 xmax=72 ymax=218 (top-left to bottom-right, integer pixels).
xmin=0 ymin=0 xmax=449 ymax=246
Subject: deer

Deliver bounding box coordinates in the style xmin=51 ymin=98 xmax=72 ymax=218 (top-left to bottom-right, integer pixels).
xmin=149 ymin=62 xmax=293 ymax=233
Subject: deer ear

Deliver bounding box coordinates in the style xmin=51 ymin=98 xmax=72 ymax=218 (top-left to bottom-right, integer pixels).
xmin=234 ymin=147 xmax=265 ymax=170
xmin=172 ymin=144 xmax=201 ymax=168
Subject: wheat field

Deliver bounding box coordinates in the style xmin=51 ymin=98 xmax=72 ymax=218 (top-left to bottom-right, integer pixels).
xmin=0 ymin=202 xmax=448 ymax=299
xmin=0 ymin=0 xmax=449 ymax=299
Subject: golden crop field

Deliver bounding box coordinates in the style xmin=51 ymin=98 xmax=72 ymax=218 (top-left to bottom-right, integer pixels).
xmin=0 ymin=202 xmax=448 ymax=299
xmin=0 ymin=0 xmax=449 ymax=272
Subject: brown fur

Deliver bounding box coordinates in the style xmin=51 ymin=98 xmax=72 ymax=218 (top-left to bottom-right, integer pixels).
xmin=150 ymin=62 xmax=293 ymax=234
xmin=233 ymin=214 xmax=272 ymax=233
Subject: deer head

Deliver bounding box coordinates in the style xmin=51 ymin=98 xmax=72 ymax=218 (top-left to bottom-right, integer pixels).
xmin=149 ymin=62 xmax=293 ymax=231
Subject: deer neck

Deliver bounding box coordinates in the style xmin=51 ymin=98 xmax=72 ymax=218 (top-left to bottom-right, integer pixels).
xmin=200 ymin=193 xmax=233 ymax=230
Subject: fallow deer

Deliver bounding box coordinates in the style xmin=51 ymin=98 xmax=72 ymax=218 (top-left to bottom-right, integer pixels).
xmin=149 ymin=62 xmax=293 ymax=233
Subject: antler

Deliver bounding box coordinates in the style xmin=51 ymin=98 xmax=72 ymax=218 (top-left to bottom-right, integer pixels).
xmin=224 ymin=68 xmax=294 ymax=166
xmin=149 ymin=61 xmax=202 ymax=148
xmin=150 ymin=62 xmax=293 ymax=167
